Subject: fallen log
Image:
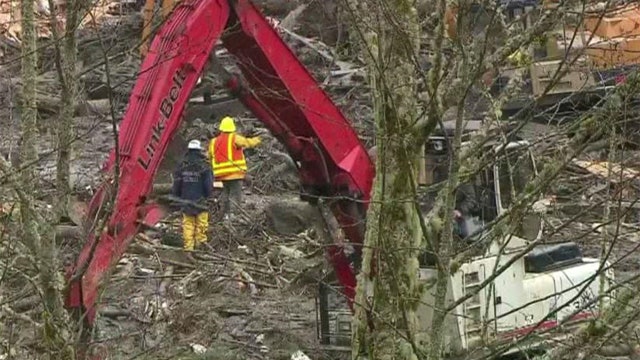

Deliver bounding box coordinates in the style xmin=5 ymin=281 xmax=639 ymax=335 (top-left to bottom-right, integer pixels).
xmin=34 ymin=95 xmax=111 ymax=116
xmin=269 ymin=14 xmax=355 ymax=71
xmin=152 ymin=182 xmax=223 ymax=195
xmin=0 ymin=305 xmax=43 ymax=328
xmin=128 ymin=241 xmax=156 ymax=256
xmin=184 ymin=98 xmax=248 ymax=122
xmin=157 ymin=266 xmax=173 ymax=297
xmin=279 ymin=3 xmax=308 ymax=30
xmin=100 ymin=306 xmax=131 ymax=319
xmin=9 ymin=78 xmax=112 ymax=116
xmin=13 ymin=92 xmax=112 ymax=116
xmin=10 ymin=295 xmax=40 ymax=312
xmin=76 ymin=99 xmax=112 ymax=116
xmin=152 ymin=183 xmax=173 ymax=195
xmin=155 ymin=266 xmax=173 ymax=320
xmin=128 ymin=241 xmax=197 ymax=268
xmin=252 ymin=0 xmax=303 ymax=16
xmin=572 ymin=159 xmax=640 ymax=183
xmin=67 ymin=197 xmax=88 ymax=226
xmin=223 ymin=272 xmax=276 ymax=290
xmin=596 ymin=343 xmax=640 ymax=358
xmin=55 ymin=224 xmax=82 ymax=239
xmin=160 ymin=258 xmax=195 ymax=269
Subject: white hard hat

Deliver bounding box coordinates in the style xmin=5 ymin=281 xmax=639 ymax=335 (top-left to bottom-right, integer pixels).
xmin=187 ymin=139 xmax=201 ymax=150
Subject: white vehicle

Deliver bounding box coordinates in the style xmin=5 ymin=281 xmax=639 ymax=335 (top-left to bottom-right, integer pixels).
xmin=316 ymin=120 xmax=615 ymax=358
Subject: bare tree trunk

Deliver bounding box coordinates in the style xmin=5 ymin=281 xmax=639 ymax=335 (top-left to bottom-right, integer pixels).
xmin=53 ymin=0 xmax=79 ymax=220
xmin=347 ymin=1 xmax=423 ymax=359
xmin=19 ymin=0 xmax=41 ymax=255
xmin=15 ymin=0 xmax=78 ymax=357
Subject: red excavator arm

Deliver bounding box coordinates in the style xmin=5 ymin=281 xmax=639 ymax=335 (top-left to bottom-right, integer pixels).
xmin=65 ymin=0 xmax=374 ymax=327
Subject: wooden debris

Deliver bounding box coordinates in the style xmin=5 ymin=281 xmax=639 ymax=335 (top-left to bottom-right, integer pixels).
xmin=219 ymin=308 xmax=251 ymax=316
xmin=153 ymin=182 xmax=223 ymax=195
xmin=0 ymin=304 xmax=42 ymax=328
xmin=279 ymin=4 xmax=308 ymax=30
xmin=276 ymin=245 xmax=305 ymax=259
xmin=100 ymin=306 xmax=131 ymax=319
xmin=291 ymin=351 xmax=312 ymax=360
xmin=54 ymin=224 xmax=82 ymax=239
xmin=9 ymin=80 xmax=113 ymax=115
xmin=153 ymin=265 xmax=173 ymax=320
xmin=190 ymin=344 xmax=207 ymax=354
xmin=67 ymin=196 xmax=88 ymax=226
xmin=159 ymin=257 xmax=196 ymax=269
xmin=9 ymin=295 xmax=40 ymax=312
xmin=0 ymin=0 xmax=127 ymax=44
xmin=572 ymin=160 xmax=640 ymax=183
xmin=268 ymin=14 xmax=355 ymax=71
xmin=237 ymin=266 xmax=259 ymax=296
xmin=36 ymin=96 xmax=112 ymax=116
xmin=136 ymin=232 xmax=160 ymax=246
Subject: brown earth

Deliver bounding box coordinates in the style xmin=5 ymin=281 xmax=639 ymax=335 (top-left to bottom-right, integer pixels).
xmin=1 ymin=1 xmax=640 ymax=359
xmin=0 ymin=3 xmax=357 ymax=359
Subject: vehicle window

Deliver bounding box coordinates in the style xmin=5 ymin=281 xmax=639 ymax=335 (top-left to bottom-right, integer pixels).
xmin=498 ymin=150 xmax=531 ymax=208
xmin=425 ymin=153 xmax=449 ymax=186
xmin=478 ymin=168 xmax=497 ymax=223
xmin=497 ymin=148 xmax=540 ymax=240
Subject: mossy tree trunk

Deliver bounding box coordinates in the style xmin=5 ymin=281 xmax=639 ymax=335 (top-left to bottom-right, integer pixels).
xmin=346 ymin=1 xmax=425 ymax=359
xmin=16 ymin=0 xmax=78 ymax=357
xmin=15 ymin=0 xmax=45 ymax=343
xmin=44 ymin=1 xmax=82 ymax=351
xmin=341 ymin=0 xmax=637 ymax=358
xmin=344 ymin=0 xmax=488 ymax=358
xmin=19 ymin=0 xmax=41 ymax=260
xmin=52 ymin=0 xmax=80 ymax=220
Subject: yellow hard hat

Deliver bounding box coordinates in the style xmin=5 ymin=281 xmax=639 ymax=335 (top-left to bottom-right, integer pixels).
xmin=219 ymin=116 xmax=236 ymax=132
xmin=507 ymin=49 xmax=530 ymax=67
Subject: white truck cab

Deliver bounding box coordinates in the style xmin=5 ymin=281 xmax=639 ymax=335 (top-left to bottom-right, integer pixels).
xmin=316 ymin=120 xmax=615 ymax=358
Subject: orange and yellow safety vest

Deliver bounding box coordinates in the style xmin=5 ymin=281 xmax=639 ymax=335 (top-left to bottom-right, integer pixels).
xmin=209 ymin=133 xmax=247 ymax=179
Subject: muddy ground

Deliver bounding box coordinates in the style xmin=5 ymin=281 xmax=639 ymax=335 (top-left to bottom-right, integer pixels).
xmin=0 ymin=4 xmax=361 ymax=358
xmin=93 ymin=194 xmax=331 ymax=360
xmin=0 ymin=95 xmax=338 ymax=359
xmin=2 ymin=2 xmax=640 ymax=360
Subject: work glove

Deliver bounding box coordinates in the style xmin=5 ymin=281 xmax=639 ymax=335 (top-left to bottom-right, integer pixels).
xmin=246 ymin=127 xmax=268 ymax=137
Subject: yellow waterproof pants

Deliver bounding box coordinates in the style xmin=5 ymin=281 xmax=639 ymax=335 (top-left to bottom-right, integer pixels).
xmin=182 ymin=212 xmax=209 ymax=251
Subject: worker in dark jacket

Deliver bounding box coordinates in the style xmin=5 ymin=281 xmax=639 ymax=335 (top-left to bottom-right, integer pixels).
xmin=172 ymin=140 xmax=214 ymax=251
xmin=454 ymin=182 xmax=477 ymax=238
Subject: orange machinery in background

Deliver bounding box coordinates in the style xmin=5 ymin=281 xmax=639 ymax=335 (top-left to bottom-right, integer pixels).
xmin=140 ymin=1 xmax=459 ymax=57
xmin=583 ymin=3 xmax=640 ymax=68
xmin=519 ymin=1 xmax=640 ymax=99
xmin=140 ymin=0 xmax=179 ymax=56
xmin=136 ymin=0 xmax=639 ymax=102
xmin=541 ymin=1 xmax=640 ymax=68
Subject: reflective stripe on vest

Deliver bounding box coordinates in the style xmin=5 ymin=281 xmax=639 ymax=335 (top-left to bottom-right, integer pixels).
xmin=211 ymin=133 xmax=247 ymax=177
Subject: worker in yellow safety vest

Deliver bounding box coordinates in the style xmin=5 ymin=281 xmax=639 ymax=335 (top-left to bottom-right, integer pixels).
xmin=208 ymin=116 xmax=262 ymax=220
xmin=507 ymin=49 xmax=532 ymax=67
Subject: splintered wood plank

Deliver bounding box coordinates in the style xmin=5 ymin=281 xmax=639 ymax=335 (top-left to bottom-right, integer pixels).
xmin=572 ymin=159 xmax=640 ymax=182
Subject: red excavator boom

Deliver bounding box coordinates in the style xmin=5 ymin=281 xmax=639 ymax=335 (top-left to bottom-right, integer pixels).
xmin=65 ymin=0 xmax=374 ymax=328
